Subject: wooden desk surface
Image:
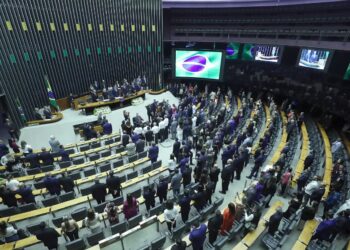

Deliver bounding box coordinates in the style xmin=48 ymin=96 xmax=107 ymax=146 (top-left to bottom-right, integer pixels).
xmin=298 ymin=219 xmax=319 ymax=245
xmin=232 ymin=242 xmax=248 ymax=250
xmin=291 ymin=240 xmax=307 ymax=250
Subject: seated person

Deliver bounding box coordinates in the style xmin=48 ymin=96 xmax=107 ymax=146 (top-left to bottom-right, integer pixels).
xmin=43 ymin=106 xmax=52 ymax=119
xmin=34 ymin=108 xmax=43 ymax=120
xmin=39 ymin=147 xmax=54 ymax=166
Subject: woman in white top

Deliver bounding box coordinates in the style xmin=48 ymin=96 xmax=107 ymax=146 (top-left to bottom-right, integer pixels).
xmin=164 ymin=200 xmax=178 ymax=235
xmin=84 ymin=209 xmax=102 ymax=234
xmin=61 ymin=216 xmax=79 ymax=241
xmin=168 ymin=154 xmax=177 ymax=174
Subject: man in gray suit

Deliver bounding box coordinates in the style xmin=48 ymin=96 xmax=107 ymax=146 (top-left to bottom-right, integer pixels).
xmin=126 ymin=139 xmax=136 ymax=156
xmin=171 ymin=169 xmax=182 ymax=200
xmin=170 ymin=118 xmax=178 ymax=140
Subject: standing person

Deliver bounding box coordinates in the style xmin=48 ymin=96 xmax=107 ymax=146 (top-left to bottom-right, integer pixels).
xmin=35 ymin=222 xmax=60 ymax=250
xmin=173 ymin=139 xmax=181 ymax=163
xmin=157 ymin=177 xmax=168 ymax=204
xmin=297 ymin=201 xmax=318 ymax=230
xmin=39 ymin=148 xmax=54 ymax=166
xmin=48 ymin=135 xmax=60 ymax=153
xmin=145 ymin=127 xmax=154 ymax=146
xmin=135 ymin=138 xmax=145 ymax=153
xmin=164 ymin=200 xmax=178 ymax=236
xmin=106 ymin=171 xmax=121 ymax=198
xmin=168 ymin=154 xmax=177 ymax=175
xmin=209 ymin=164 xmax=220 ymax=192
xmin=303 ymin=177 xmax=320 ymax=205
xmin=242 ymin=206 xmax=262 ymax=236
xmin=205 ymin=180 xmax=215 ymax=205
xmin=17 ymin=183 xmax=36 ymax=204
xmin=189 ymin=222 xmax=207 ymax=250
xmin=151 ymin=122 xmax=160 ymax=144
xmin=179 ymin=189 xmax=191 ymax=223
xmin=143 ymin=186 xmax=156 ymax=215
xmin=43 ymin=173 xmax=61 ymax=196
xmin=0 ymin=185 xmax=17 ymax=207
xmin=297 ymin=168 xmax=310 ymax=192
xmin=220 ymin=203 xmax=236 ymax=235
xmin=61 ymin=216 xmax=79 ymax=241
xmin=58 ymin=145 xmax=70 ymax=162
xmin=59 ymin=172 xmax=75 ymax=193
xmin=220 ymin=163 xmax=232 ymax=194
xmin=104 ymin=202 xmax=119 ymax=225
xmin=280 ymin=168 xmax=292 ymax=196
xmin=90 ymin=178 xmax=107 ymax=204
xmin=266 ymin=207 xmax=283 ymax=235
xmin=247 ymin=150 xmax=265 ymax=179
xmin=148 ymin=143 xmax=159 ymax=163
xmin=171 ymin=169 xmax=182 ymax=200
xmin=83 ymin=209 xmax=102 ymax=234
xmin=182 ymin=164 xmax=192 ymax=189
xmin=102 ymin=120 xmax=113 ymax=135
xmin=122 ymin=132 xmax=130 ymax=147
xmin=123 ymin=194 xmax=139 ymax=220
xmin=208 ymin=210 xmax=223 ymax=244
xmin=126 ymin=139 xmax=136 ymax=156
xmin=171 ymin=239 xmax=187 ymax=250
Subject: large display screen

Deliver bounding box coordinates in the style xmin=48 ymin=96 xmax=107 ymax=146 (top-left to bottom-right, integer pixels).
xmin=344 ymin=63 xmax=350 ymax=80
xmin=254 ymin=45 xmax=281 ymax=63
xmin=242 ymin=44 xmax=256 ymax=61
xmin=226 ymin=42 xmax=240 ymax=60
xmin=298 ymin=48 xmax=330 ymax=70
xmin=174 ymin=50 xmax=224 ymax=80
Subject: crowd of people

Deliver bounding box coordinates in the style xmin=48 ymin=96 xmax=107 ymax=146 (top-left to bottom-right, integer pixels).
xmin=0 ymin=82 xmax=350 ymax=250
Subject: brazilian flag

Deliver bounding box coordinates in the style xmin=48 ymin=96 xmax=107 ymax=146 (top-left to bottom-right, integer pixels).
xmin=44 ymin=75 xmax=60 ymax=111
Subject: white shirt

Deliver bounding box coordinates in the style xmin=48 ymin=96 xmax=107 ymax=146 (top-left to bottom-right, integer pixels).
xmin=134 ymin=127 xmax=143 ymax=135
xmin=6 ymin=179 xmax=20 ymax=192
xmin=159 ymin=120 xmax=166 ymax=130
xmin=164 ymin=207 xmax=178 ymax=222
xmin=331 ymin=141 xmax=342 ymax=153
xmin=152 ymin=125 xmax=159 ymax=134
xmin=305 ymin=181 xmax=320 ymax=195
xmin=168 ymin=159 xmax=176 ymax=171
xmin=164 ymin=118 xmax=169 ymax=127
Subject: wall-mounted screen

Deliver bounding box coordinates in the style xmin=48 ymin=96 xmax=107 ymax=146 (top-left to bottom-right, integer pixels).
xmin=344 ymin=63 xmax=350 ymax=80
xmin=174 ymin=50 xmax=224 ymax=80
xmin=242 ymin=44 xmax=256 ymax=61
xmin=298 ymin=48 xmax=330 ymax=70
xmin=254 ymin=45 xmax=281 ymax=63
xmin=226 ymin=42 xmax=240 ymax=60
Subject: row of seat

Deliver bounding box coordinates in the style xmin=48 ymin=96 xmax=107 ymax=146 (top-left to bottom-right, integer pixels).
xmin=1 ymin=166 xmax=169 ymax=250
xmin=0 ymin=155 xmax=156 ymax=219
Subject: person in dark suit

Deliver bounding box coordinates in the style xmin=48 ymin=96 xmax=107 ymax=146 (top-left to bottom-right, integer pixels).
xmin=122 ymin=132 xmax=130 ymax=147
xmin=39 ymin=147 xmax=54 ymax=166
xmin=234 ymin=154 xmax=245 ymax=180
xmin=90 ymin=178 xmax=107 ymax=204
xmin=135 ymin=138 xmax=145 ymax=153
xmin=143 ymin=186 xmax=156 ymax=213
xmin=59 ymin=172 xmax=75 ymax=193
xmin=0 ymin=140 xmax=9 ymax=158
xmin=106 ymin=171 xmax=121 ymax=198
xmin=157 ymin=177 xmax=168 ymax=204
xmin=220 ymin=163 xmax=232 ymax=194
xmin=205 ymin=180 xmax=215 ymax=204
xmin=267 ymin=207 xmax=283 ymax=235
xmin=182 ymin=165 xmax=192 ymax=189
xmin=0 ymin=185 xmax=17 ymax=207
xmin=148 ymin=143 xmax=159 ymax=163
xmin=35 ymin=222 xmax=60 ymax=250
xmin=208 ymin=210 xmax=223 ymax=244
xmin=179 ymin=189 xmax=191 ymax=223
xmin=209 ymin=165 xmax=220 ymax=192
xmin=25 ymin=148 xmax=40 ymax=168
xmin=43 ymin=173 xmax=61 ymax=196
xmin=58 ymin=145 xmax=70 ymax=162
xmin=103 ymin=120 xmax=113 ymax=135
xmin=145 ymin=127 xmax=154 ymax=146
xmin=191 ymin=185 xmax=206 ymax=212
xmin=17 ymin=183 xmax=36 ymax=204
xmin=173 ymin=139 xmax=181 ymax=163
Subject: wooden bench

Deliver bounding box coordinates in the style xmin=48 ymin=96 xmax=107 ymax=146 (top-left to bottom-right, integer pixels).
xmin=269 ymin=111 xmax=287 ymax=164
xmin=26 ymin=112 xmax=63 ymax=126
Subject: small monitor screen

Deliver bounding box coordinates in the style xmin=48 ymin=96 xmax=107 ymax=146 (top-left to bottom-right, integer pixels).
xmin=226 ymin=42 xmax=240 ymax=60
xmin=254 ymin=45 xmax=281 ymax=63
xmin=298 ymin=48 xmax=330 ymax=70
xmin=242 ymin=44 xmax=256 ymax=61
xmin=174 ymin=50 xmax=224 ymax=80
xmin=344 ymin=63 xmax=350 ymax=80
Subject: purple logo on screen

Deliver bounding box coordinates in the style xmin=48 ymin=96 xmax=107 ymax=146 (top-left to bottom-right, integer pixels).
xmin=226 ymin=48 xmax=235 ymax=56
xmin=182 ymin=55 xmax=207 ymax=72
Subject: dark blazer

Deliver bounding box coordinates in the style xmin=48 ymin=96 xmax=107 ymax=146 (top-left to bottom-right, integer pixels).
xmin=35 ymin=227 xmax=60 ymax=249
xmin=17 ymin=186 xmax=35 ymax=204
xmin=106 ymin=176 xmax=121 ymax=194
xmin=59 ymin=149 xmax=70 ymax=162
xmin=44 ymin=177 xmax=61 ymax=195
xmin=267 ymin=211 xmax=283 ymax=234
xmin=39 ymin=151 xmax=54 ymax=166
xmin=208 ymin=214 xmax=223 ymax=231
xmin=173 ymin=141 xmax=181 ymax=155
xmin=136 ymin=139 xmax=145 ymax=153
xmin=90 ymin=182 xmax=107 ymax=200
xmin=59 ymin=176 xmax=75 ymax=192
xmin=103 ymin=123 xmax=113 ymax=135
xmin=26 ymin=153 xmax=40 ymax=168
xmin=221 ymin=165 xmax=232 ymax=181
xmin=182 ymin=167 xmax=192 ymax=186
xmin=145 ymin=130 xmax=153 ymax=142
xmin=122 ymin=134 xmax=130 ymax=147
